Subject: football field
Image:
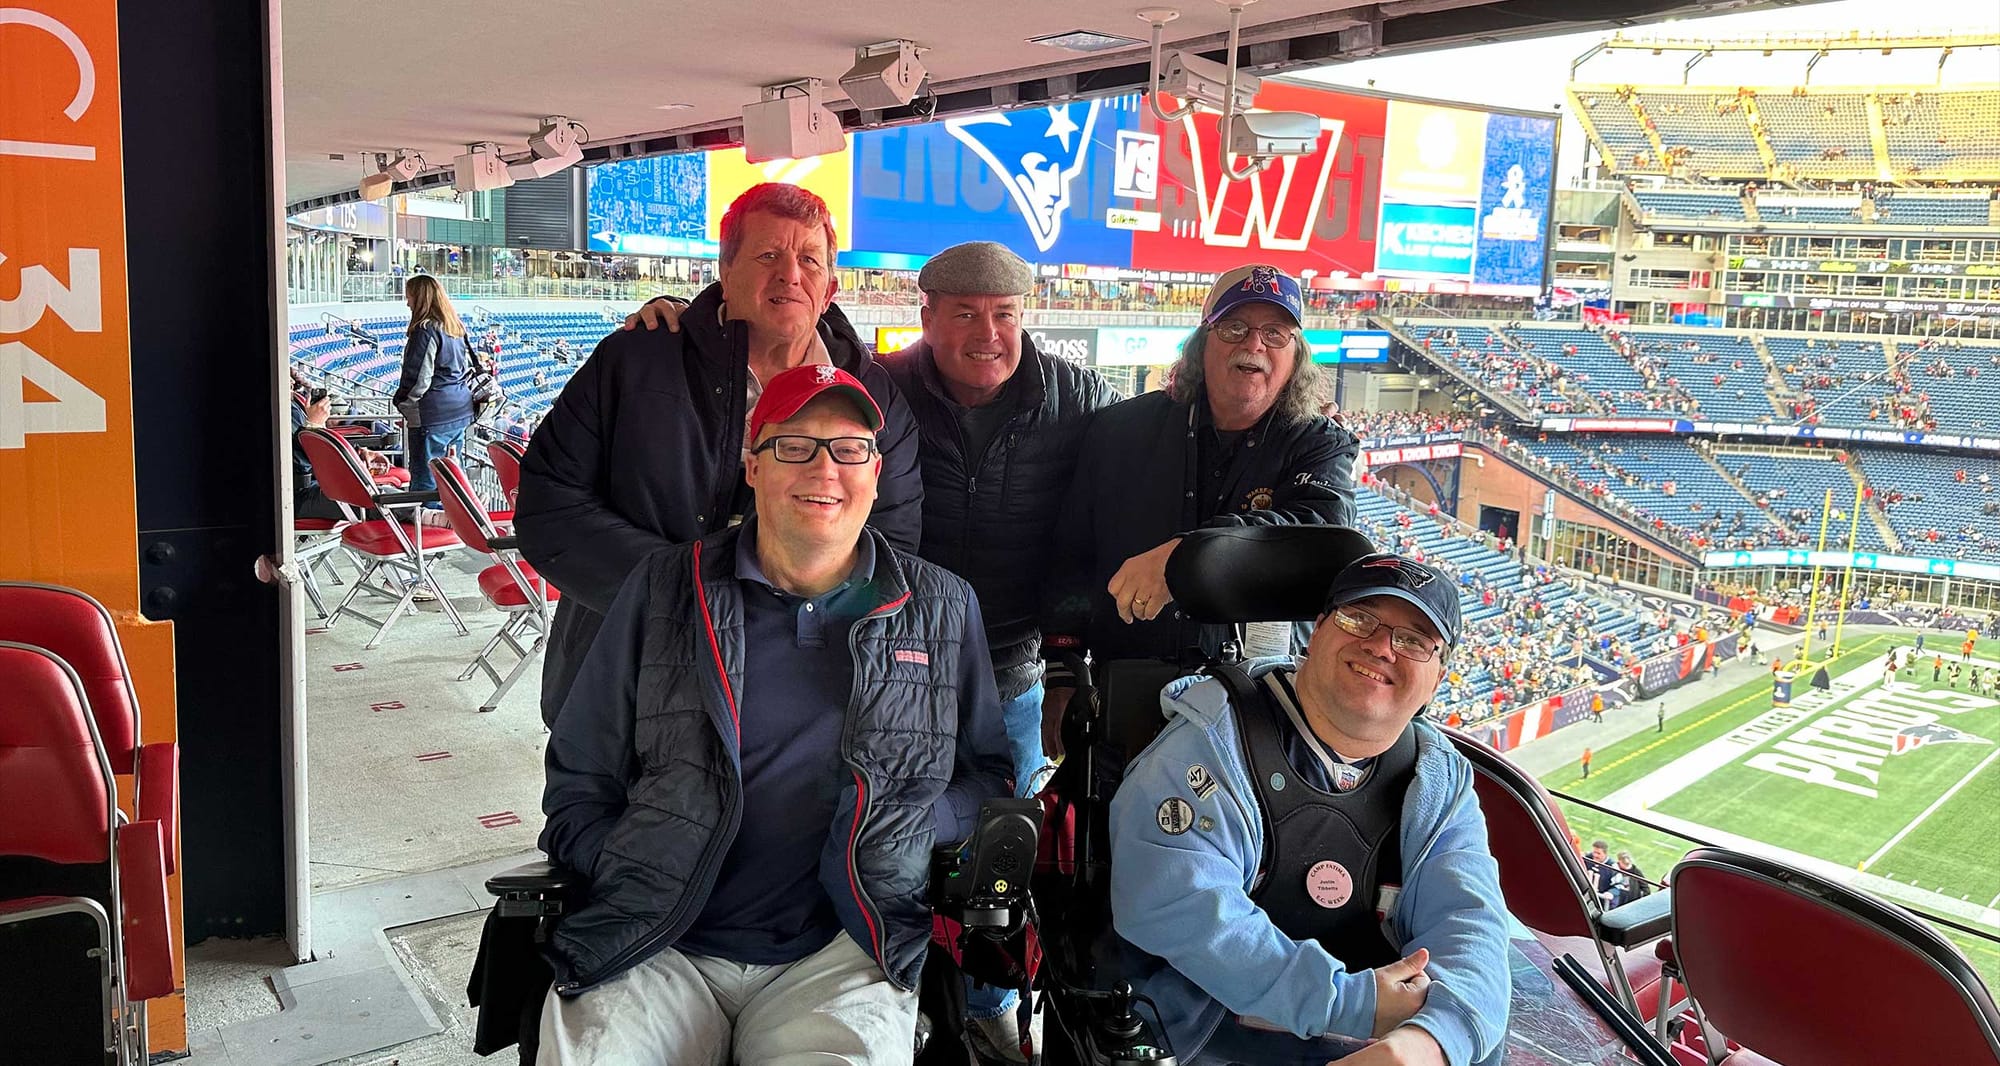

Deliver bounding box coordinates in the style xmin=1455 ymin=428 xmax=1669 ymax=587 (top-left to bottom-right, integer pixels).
xmin=1546 ymin=631 xmax=2000 ymax=985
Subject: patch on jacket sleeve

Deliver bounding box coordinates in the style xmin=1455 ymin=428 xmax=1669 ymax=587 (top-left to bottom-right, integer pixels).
xmin=893 ymin=649 xmax=930 ymax=666
xmin=1156 ymin=797 xmax=1195 ymax=835
xmin=1185 ymin=763 xmax=1218 ymax=800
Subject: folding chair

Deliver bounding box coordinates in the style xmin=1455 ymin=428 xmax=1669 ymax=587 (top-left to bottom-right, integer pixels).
xmin=1441 ymin=727 xmax=1682 ymax=1034
xmin=1669 ymin=847 xmax=2000 ymax=1066
xmin=433 ymin=457 xmax=556 ymax=712
xmin=0 ymin=640 xmax=171 ymax=1066
xmin=0 ymin=583 xmax=180 ymax=1028
xmin=487 ymin=437 xmax=526 ymax=515
xmin=299 ymin=426 xmax=468 ymax=649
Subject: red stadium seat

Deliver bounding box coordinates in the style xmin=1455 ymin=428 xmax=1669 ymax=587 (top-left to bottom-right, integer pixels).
xmin=0 ymin=640 xmax=170 ymax=1063
xmin=487 ymin=437 xmax=527 ymax=511
xmin=1670 ymin=847 xmax=2000 ymax=1066
xmin=300 ymin=426 xmax=468 ymax=649
xmin=1442 ymin=727 xmax=1683 ymax=1033
xmin=432 ymin=457 xmax=557 ymax=713
xmin=0 ymin=583 xmax=181 ymax=874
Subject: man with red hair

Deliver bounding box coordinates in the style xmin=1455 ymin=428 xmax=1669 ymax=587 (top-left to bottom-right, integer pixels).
xmin=516 ymin=183 xmax=923 ymax=728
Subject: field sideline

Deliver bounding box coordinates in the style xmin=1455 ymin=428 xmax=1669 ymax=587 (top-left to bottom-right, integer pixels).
xmin=1543 ymin=631 xmax=2000 ymax=985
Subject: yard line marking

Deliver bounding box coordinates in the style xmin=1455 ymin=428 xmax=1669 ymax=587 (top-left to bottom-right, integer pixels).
xmin=1865 ymin=745 xmax=2000 ymax=871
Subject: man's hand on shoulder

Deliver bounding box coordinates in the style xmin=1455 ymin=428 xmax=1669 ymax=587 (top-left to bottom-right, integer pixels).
xmin=620 ymin=295 xmax=688 ymax=333
xmin=1333 ymin=1025 xmax=1448 ymax=1066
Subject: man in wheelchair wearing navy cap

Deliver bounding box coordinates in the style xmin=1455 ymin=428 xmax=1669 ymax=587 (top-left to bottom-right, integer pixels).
xmin=1107 ymin=551 xmax=1509 ymax=1066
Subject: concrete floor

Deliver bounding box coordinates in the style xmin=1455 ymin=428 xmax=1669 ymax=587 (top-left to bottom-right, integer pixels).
xmin=180 ymin=544 xmax=550 ymax=1064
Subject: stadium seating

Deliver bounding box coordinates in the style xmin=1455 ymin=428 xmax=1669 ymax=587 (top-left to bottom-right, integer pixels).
xmin=1719 ymin=451 xmax=1892 ymax=552
xmin=1634 ymin=91 xmax=1763 ymax=177
xmin=1574 ymin=89 xmax=1663 ymax=174
xmin=1761 ymin=334 xmax=1892 ymax=425
xmin=1623 ymin=331 xmax=1773 ymax=422
xmin=1854 ymin=448 xmax=2000 ymax=560
xmin=1508 ymin=327 xmax=1653 ymax=413
xmin=1519 ymin=435 xmax=1783 ymax=548
xmin=1573 ymin=84 xmax=2000 ymax=184
xmin=1630 ymin=189 xmax=1748 ymax=222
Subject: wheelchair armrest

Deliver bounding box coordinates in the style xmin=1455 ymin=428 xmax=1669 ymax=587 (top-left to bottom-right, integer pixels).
xmin=486 ymin=535 xmax=520 ymax=551
xmin=1596 ymin=888 xmax=1672 ymax=948
xmin=375 ymin=489 xmax=441 ymax=508
xmin=486 ymin=860 xmax=587 ymax=898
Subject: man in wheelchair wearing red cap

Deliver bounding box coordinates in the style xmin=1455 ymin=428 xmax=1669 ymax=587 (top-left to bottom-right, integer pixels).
xmin=1108 ymin=553 xmax=1509 ymax=1066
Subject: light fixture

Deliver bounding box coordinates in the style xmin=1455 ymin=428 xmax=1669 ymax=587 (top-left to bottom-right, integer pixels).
xmin=357 ymin=148 xmax=424 ymax=201
xmin=508 ymin=116 xmax=587 ymax=181
xmin=1029 ymin=28 xmax=1146 ymax=53
xmin=839 ymin=40 xmax=926 ymax=110
xmin=742 ymin=78 xmax=846 ymax=162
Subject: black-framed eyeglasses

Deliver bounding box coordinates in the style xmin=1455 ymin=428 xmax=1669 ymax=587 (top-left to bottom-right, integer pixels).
xmin=1329 ymin=604 xmax=1444 ymax=662
xmin=752 ymin=435 xmax=879 ymax=464
xmin=1211 ymin=318 xmax=1298 ymax=348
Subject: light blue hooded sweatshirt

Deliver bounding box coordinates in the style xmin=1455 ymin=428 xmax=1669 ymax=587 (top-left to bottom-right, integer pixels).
xmin=1108 ymin=659 xmax=1511 ymax=1065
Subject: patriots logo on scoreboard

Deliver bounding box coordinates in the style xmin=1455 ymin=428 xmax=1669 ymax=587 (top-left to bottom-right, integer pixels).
xmin=1361 ymin=556 xmax=1437 ymax=589
xmin=1891 ymin=722 xmax=1991 ymax=756
xmin=946 ymin=101 xmax=1101 ymax=253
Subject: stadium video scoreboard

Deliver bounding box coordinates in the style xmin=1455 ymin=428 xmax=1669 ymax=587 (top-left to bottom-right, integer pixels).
xmin=587 ymin=84 xmax=1557 ymax=298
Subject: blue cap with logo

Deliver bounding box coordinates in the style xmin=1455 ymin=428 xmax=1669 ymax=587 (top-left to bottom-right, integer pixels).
xmin=1202 ymin=263 xmax=1305 ymax=327
xmin=1321 ymin=552 xmax=1461 ymax=648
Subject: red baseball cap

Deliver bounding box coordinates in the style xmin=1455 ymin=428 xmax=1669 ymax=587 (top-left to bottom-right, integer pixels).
xmin=749 ymin=364 xmax=885 ymax=443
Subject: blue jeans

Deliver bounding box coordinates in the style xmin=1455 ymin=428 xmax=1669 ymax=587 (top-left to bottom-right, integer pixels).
xmin=965 ymin=680 xmax=1051 ymax=1021
xmin=406 ymin=419 xmax=469 ymax=508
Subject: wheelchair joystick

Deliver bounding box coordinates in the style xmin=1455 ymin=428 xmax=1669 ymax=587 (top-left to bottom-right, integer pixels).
xmin=1100 ymin=981 xmax=1177 ymax=1066
xmin=1103 ymin=981 xmax=1144 ymax=1040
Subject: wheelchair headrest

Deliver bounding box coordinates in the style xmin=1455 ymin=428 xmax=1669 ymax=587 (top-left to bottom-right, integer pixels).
xmin=1165 ymin=526 xmax=1378 ymax=624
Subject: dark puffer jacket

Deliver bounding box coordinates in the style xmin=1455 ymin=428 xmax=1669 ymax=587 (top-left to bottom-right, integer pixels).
xmin=880 ymin=337 xmax=1120 ymax=700
xmin=538 ymin=525 xmax=1012 ymax=994
xmin=1044 ymin=387 xmax=1361 ymax=667
xmin=514 ymin=284 xmax=923 ymax=727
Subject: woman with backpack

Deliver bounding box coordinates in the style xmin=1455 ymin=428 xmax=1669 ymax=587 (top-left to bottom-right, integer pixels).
xmin=394 ymin=274 xmax=477 ymax=523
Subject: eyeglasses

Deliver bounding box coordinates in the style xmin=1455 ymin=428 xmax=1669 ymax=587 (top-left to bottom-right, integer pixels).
xmin=752 ymin=435 xmax=879 ymax=464
xmin=1329 ymin=604 xmax=1444 ymax=662
xmin=1210 ymin=318 xmax=1298 ymax=348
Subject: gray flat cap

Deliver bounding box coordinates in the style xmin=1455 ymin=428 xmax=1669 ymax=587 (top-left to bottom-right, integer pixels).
xmin=917 ymin=241 xmax=1034 ymax=296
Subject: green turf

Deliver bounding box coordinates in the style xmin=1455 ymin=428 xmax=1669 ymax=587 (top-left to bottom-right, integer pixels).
xmin=1540 ymin=632 xmax=2000 ymax=988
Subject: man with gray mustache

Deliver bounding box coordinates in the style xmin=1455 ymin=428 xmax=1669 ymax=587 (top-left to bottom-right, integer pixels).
xmin=1041 ymin=264 xmax=1361 ymax=752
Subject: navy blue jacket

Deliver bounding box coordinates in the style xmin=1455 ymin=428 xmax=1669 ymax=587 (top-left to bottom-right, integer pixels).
xmin=394 ymin=322 xmax=476 ymax=430
xmin=540 ymin=525 xmax=1011 ymax=993
xmin=514 ymin=285 xmax=924 ymax=726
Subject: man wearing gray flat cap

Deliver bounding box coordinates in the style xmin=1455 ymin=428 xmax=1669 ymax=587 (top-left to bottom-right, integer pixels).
xmin=882 ymin=240 xmax=1122 ymax=1059
xmin=628 ymin=240 xmax=1119 ymax=1061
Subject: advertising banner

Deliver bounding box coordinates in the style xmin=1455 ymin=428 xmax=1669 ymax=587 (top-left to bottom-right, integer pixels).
xmin=1028 ymin=326 xmax=1096 ymax=366
xmin=1375 ymin=201 xmax=1477 ymax=279
xmin=1303 ymin=328 xmax=1391 ymax=363
xmin=580 ymin=84 xmax=1556 ymax=297
xmin=1096 ymin=326 xmax=1187 ymax=366
xmin=850 ymin=95 xmax=1139 ymax=267
xmin=3 ymin=1 xmax=183 ymax=1047
xmin=1128 ymin=80 xmax=1386 ymax=278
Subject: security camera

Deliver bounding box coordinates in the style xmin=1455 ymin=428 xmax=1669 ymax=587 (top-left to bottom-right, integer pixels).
xmin=1226 ymin=111 xmax=1320 ymax=157
xmin=1159 ymin=50 xmax=1259 ymax=112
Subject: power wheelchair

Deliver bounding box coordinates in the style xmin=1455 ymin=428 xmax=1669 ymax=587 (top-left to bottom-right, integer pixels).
xmin=462 ymin=525 xmax=1376 ymax=1066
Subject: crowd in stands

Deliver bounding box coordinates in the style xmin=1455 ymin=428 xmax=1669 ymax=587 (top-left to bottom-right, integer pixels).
xmin=1340 ymin=409 xmax=1473 ymax=440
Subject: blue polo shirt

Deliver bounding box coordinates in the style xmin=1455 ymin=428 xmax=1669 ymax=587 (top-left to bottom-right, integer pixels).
xmin=679 ymin=522 xmax=880 ymax=965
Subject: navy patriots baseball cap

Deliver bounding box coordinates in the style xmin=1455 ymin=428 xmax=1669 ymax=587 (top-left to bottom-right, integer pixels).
xmin=1321 ymin=553 xmax=1461 ymax=648
xmin=1202 ymin=264 xmax=1305 ymax=327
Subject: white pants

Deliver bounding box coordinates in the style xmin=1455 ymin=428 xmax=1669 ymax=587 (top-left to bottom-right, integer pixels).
xmin=537 ymin=932 xmax=918 ymax=1066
